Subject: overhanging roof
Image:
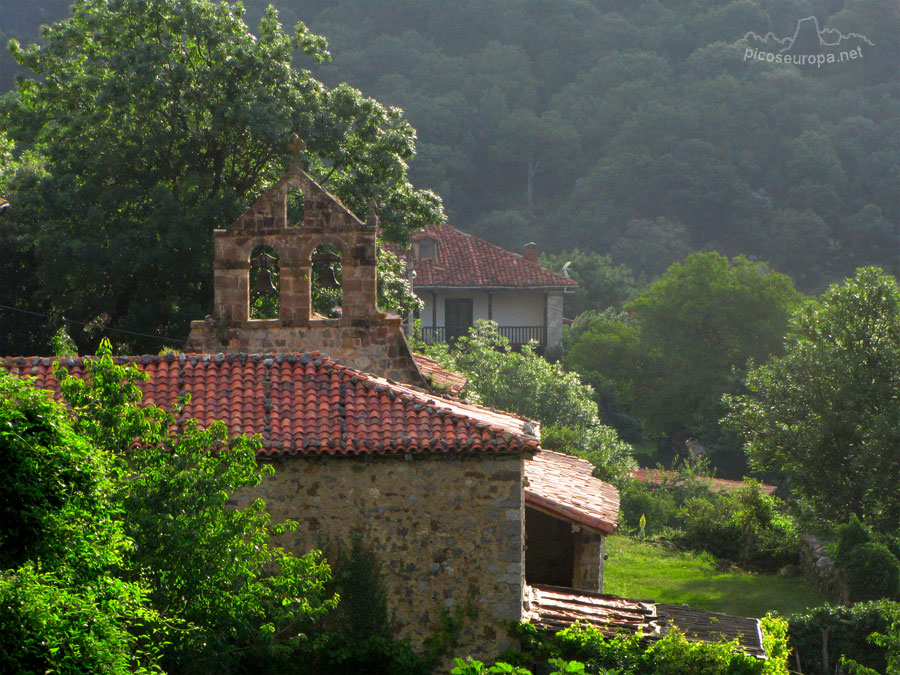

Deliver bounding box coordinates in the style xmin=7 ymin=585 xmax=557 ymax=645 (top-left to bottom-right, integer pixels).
xmin=524 ymin=449 xmax=619 ymax=535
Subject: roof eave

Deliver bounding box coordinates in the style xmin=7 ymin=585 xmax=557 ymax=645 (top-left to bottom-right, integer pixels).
xmin=525 ymin=491 xmax=617 ymax=535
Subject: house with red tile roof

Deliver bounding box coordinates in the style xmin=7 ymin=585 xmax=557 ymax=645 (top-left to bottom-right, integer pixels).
xmin=401 ymin=225 xmax=578 ymax=356
xmin=4 ymin=350 xmax=620 ymax=660
xmin=1 ymin=161 xmax=619 ymax=662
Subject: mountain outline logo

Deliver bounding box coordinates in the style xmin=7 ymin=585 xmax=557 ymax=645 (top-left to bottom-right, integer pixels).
xmin=739 ymin=16 xmax=875 ymax=53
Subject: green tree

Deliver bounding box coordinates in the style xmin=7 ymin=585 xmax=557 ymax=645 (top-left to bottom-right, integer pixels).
xmin=0 ymin=0 xmax=441 ymax=355
xmin=53 ymin=343 xmax=336 ymax=672
xmin=540 ymin=249 xmax=640 ymax=318
xmin=724 ymin=267 xmax=900 ymax=533
xmin=567 ymin=253 xmax=802 ymax=471
xmin=0 ymin=369 xmax=160 ymax=674
xmin=427 ymin=321 xmax=636 ymax=483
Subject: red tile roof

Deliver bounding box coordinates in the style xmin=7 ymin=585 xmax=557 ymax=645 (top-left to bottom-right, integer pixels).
xmin=411 ymin=353 xmax=466 ymax=395
xmin=401 ymin=225 xmax=579 ymax=289
xmin=525 ymin=586 xmax=767 ymax=658
xmin=525 ymin=450 xmax=619 ymax=535
xmin=525 ymin=584 xmax=662 ymax=636
xmin=2 ymin=352 xmax=539 ymax=457
xmin=630 ymin=469 xmax=777 ymax=496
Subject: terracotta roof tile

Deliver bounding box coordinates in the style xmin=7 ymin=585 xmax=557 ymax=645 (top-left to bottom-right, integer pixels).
xmin=2 ymin=352 xmax=539 ymax=457
xmin=393 ymin=225 xmax=579 ymax=289
xmin=411 ymin=353 xmax=466 ymax=394
xmin=525 ymin=586 xmax=768 ymax=658
xmin=524 ymin=584 xmax=661 ymax=637
xmin=525 ymin=450 xmax=619 ymax=534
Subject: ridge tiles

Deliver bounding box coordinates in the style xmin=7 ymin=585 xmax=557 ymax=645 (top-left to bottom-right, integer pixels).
xmin=1 ymin=352 xmax=539 ymax=458
xmin=406 ymin=225 xmax=579 ymax=289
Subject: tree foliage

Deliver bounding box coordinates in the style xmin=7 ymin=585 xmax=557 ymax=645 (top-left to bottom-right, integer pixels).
xmin=0 ymin=0 xmax=441 ymax=354
xmin=724 ymin=267 xmax=900 ymax=533
xmin=0 ymin=368 xmax=159 ymax=674
xmin=425 ymin=321 xmax=636 ymax=483
xmin=566 ymin=253 xmax=801 ymax=472
xmin=539 ymin=249 xmax=640 ymax=318
xmin=1 ymin=342 xmax=338 ymax=673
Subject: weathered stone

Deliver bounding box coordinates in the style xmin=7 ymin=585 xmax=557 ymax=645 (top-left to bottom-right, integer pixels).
xmin=242 ymin=453 xmax=525 ymax=660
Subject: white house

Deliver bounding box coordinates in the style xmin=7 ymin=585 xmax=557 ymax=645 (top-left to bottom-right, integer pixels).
xmin=402 ymin=225 xmax=578 ymax=355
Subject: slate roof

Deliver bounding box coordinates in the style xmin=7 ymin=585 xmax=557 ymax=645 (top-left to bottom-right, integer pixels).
xmin=525 ymin=449 xmax=619 ymax=535
xmin=631 ymin=468 xmax=777 ymax=496
xmin=403 ymin=225 xmax=579 ymax=289
xmin=1 ymin=352 xmax=539 ymax=456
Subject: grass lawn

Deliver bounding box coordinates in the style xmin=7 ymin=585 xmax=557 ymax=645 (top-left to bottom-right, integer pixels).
xmin=603 ymin=535 xmax=825 ymax=618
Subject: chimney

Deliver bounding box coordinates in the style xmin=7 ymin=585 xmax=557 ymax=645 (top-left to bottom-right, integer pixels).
xmin=524 ymin=242 xmax=539 ymax=264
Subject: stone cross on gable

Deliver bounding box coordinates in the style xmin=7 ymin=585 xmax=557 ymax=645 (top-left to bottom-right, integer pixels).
xmin=288 ymin=134 xmax=306 ymax=164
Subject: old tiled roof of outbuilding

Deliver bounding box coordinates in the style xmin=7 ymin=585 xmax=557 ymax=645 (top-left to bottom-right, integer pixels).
xmin=524 ymin=449 xmax=619 ymax=535
xmin=525 ymin=584 xmax=662 ymax=636
xmin=403 ymin=225 xmax=579 ymax=289
xmin=525 ymin=586 xmax=768 ymax=659
xmin=1 ymin=352 xmax=539 ymax=456
xmin=411 ymin=353 xmax=467 ymax=395
xmin=657 ymin=603 xmax=767 ymax=659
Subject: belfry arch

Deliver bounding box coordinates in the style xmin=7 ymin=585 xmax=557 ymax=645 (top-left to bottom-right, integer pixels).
xmin=185 ymin=142 xmax=425 ymax=386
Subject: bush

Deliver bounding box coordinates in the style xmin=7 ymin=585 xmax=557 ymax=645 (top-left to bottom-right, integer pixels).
xmin=789 ymin=601 xmax=900 ymax=674
xmin=834 ymin=516 xmax=900 ymax=602
xmin=505 ymin=618 xmax=790 ymax=674
xmin=835 ymin=516 xmax=872 ymax=561
xmin=619 ymin=464 xmax=799 ymax=572
xmin=842 ymin=543 xmax=900 ymax=603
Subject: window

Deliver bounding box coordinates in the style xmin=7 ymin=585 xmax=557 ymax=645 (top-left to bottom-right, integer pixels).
xmin=416 ymin=238 xmax=437 ymax=259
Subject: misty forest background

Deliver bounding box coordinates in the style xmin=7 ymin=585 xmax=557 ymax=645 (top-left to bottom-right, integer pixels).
xmin=0 ymin=0 xmax=897 ymax=479
xmin=1 ymin=0 xmax=897 ymax=293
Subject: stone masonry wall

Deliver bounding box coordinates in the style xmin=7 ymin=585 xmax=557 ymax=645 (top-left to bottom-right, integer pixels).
xmin=573 ymin=531 xmax=606 ymax=593
xmin=185 ymin=315 xmax=424 ymax=385
xmin=184 ymin=164 xmax=427 ymax=386
xmin=246 ymin=452 xmax=527 ymax=662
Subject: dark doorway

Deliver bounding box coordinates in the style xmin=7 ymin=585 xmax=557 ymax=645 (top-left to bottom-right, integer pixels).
xmin=445 ymin=298 xmax=473 ymax=343
xmin=525 ymin=507 xmax=575 ymax=587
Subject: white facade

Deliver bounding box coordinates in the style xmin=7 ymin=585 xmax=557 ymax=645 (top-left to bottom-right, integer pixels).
xmin=416 ymin=287 xmax=565 ymax=355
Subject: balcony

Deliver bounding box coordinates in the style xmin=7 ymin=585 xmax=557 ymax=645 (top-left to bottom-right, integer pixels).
xmin=416 ymin=325 xmax=545 ymax=347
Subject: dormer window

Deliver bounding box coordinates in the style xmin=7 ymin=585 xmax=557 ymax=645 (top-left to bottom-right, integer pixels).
xmin=416 ymin=237 xmax=437 ymax=260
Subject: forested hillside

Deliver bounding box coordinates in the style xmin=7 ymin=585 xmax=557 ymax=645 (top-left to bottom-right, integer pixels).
xmin=1 ymin=0 xmax=897 ymax=293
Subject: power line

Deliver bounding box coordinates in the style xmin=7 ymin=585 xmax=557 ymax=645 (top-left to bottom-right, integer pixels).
xmin=0 ymin=303 xmax=187 ymax=344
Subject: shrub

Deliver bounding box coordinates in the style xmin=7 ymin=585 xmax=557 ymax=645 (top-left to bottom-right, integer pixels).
xmin=619 ymin=464 xmax=799 ymax=572
xmin=505 ymin=618 xmax=790 ymax=674
xmin=842 ymin=543 xmax=900 ymax=602
xmin=835 ymin=515 xmax=872 ymax=562
xmin=789 ymin=601 xmax=900 ymax=674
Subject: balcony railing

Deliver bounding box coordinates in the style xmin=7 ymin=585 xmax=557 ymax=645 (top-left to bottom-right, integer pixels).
xmin=415 ymin=325 xmax=544 ymax=346
xmin=419 ymin=326 xmax=445 ymax=344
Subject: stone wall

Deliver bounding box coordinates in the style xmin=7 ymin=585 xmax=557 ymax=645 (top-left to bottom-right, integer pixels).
xmin=573 ymin=531 xmax=606 ymax=593
xmin=185 ymin=315 xmax=424 ymax=384
xmin=184 ymin=164 xmax=427 ymax=386
xmin=246 ymin=452 xmax=527 ymax=661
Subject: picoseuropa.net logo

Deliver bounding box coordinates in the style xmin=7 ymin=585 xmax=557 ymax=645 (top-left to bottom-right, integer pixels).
xmin=739 ymin=16 xmax=874 ymax=67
